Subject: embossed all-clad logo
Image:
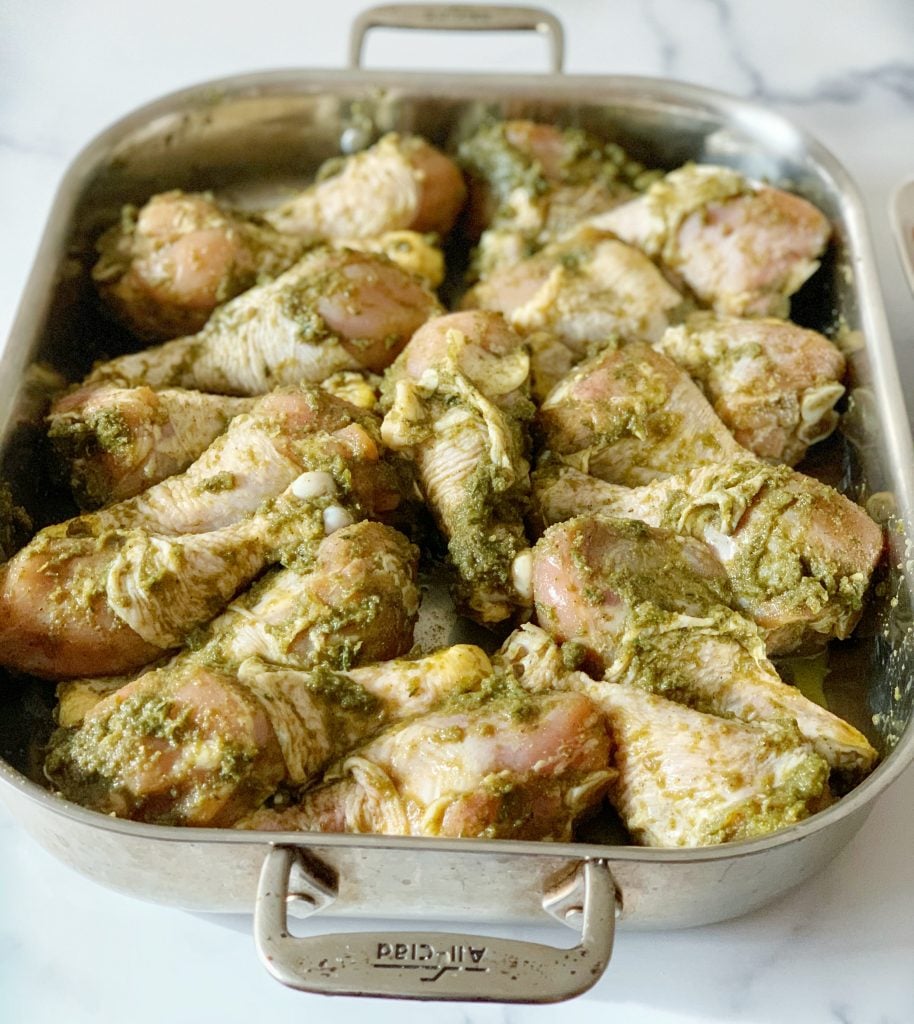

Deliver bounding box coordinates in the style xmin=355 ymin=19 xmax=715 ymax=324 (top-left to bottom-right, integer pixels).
xmin=372 ymin=941 xmax=489 ymax=983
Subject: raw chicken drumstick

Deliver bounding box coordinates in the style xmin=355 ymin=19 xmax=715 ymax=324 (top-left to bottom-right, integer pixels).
xmin=264 ymin=132 xmax=466 ymax=241
xmin=201 ymin=520 xmax=421 ymax=672
xmin=0 ymin=387 xmax=403 ymax=679
xmin=458 ymin=119 xmax=655 ymax=278
xmin=48 ymin=371 xmax=383 ymax=508
xmin=380 ymin=311 xmax=534 ymax=624
xmin=530 ymin=516 xmax=877 ymax=773
xmin=44 ymin=521 xmax=431 ymax=827
xmin=656 ymin=312 xmax=846 ymax=466
xmin=94 ymin=134 xmax=462 ymax=339
xmin=463 ymin=228 xmax=686 ymax=401
xmin=586 ymin=682 xmax=829 ymax=847
xmin=592 ymin=163 xmax=831 ymax=317
xmin=497 ymin=623 xmax=832 ymax=847
xmin=239 ymin=686 xmax=613 ymax=841
xmin=532 ymin=459 xmax=883 ymax=655
xmin=55 ymin=520 xmax=422 ymax=725
xmin=46 ymin=640 xmax=491 ymax=827
xmin=93 ymin=190 xmax=308 ymax=340
xmin=85 ymin=247 xmax=441 ymax=394
xmin=538 ymin=341 xmax=743 ymax=486
xmin=48 ymin=384 xmax=256 ymax=508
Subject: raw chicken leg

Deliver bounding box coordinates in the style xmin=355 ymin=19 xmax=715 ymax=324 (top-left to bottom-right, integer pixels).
xmin=48 ymin=384 xmax=256 ymax=507
xmin=463 ymin=228 xmax=686 ymax=400
xmin=239 ymin=688 xmax=613 ymax=841
xmin=531 ymin=516 xmax=877 ymax=772
xmin=1 ymin=387 xmax=403 ymax=678
xmin=586 ymin=683 xmax=829 ymax=847
xmin=537 ymin=341 xmax=743 ymax=485
xmin=656 ymin=312 xmax=846 ymax=465
xmin=85 ymin=247 xmax=441 ymax=393
xmin=532 ymin=459 xmax=883 ymax=654
xmin=48 ymin=371 xmax=385 ymax=507
xmin=46 ymin=645 xmax=494 ymax=827
xmin=94 ymin=134 xmax=462 ymax=340
xmin=381 ymin=311 xmax=534 ymax=623
xmin=264 ymin=133 xmax=466 ymax=241
xmin=592 ymin=163 xmax=831 ymax=317
xmin=93 ymin=190 xmax=307 ymax=340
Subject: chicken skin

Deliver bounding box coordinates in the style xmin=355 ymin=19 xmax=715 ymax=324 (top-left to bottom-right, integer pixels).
xmin=381 ymin=311 xmax=534 ymax=623
xmin=531 ymin=516 xmax=877 ymax=773
xmin=48 ymin=384 xmax=256 ymax=508
xmin=93 ymin=190 xmax=308 ymax=340
xmin=533 ymin=459 xmax=883 ymax=654
xmin=463 ymin=228 xmax=686 ymax=400
xmin=538 ymin=342 xmax=742 ymax=486
xmin=85 ymin=247 xmax=441 ymax=394
xmin=239 ymin=686 xmax=612 ymax=841
xmin=264 ymin=133 xmax=466 ymax=242
xmin=656 ymin=312 xmax=846 ymax=465
xmin=48 ymin=372 xmax=384 ymax=508
xmin=45 ymin=642 xmax=491 ymax=828
xmin=458 ymin=119 xmax=654 ymax=278
xmin=0 ymin=387 xmax=403 ymax=679
xmin=593 ymin=163 xmax=831 ymax=317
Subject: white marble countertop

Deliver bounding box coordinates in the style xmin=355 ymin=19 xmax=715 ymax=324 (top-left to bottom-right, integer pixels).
xmin=2 ymin=2 xmax=914 ymax=1021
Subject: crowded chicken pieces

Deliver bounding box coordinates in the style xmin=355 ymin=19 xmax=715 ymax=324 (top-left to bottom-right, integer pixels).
xmin=0 ymin=117 xmax=884 ymax=848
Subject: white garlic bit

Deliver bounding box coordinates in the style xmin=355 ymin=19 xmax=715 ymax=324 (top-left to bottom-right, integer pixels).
xmin=323 ymin=505 xmax=355 ymax=535
xmin=511 ymin=548 xmax=534 ymax=604
xmin=291 ymin=471 xmax=337 ymax=501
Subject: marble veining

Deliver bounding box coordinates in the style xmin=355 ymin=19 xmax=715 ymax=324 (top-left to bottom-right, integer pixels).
xmin=2 ymin=2 xmax=914 ymax=1022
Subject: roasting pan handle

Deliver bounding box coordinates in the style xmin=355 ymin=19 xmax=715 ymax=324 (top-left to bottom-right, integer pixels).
xmin=349 ymin=4 xmax=565 ymax=73
xmin=254 ymin=846 xmax=616 ymax=1002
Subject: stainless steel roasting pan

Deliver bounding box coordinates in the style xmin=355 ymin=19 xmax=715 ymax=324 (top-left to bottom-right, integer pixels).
xmin=2 ymin=5 xmax=914 ymax=1004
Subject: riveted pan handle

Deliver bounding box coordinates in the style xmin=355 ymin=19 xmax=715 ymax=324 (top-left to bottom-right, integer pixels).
xmin=348 ymin=4 xmax=565 ymax=73
xmin=254 ymin=846 xmax=616 ymax=1002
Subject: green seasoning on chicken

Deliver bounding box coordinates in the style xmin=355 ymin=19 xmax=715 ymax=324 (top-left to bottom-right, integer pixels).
xmin=264 ymin=133 xmax=467 ymax=242
xmin=93 ymin=190 xmax=309 ymax=340
xmin=85 ymin=247 xmax=442 ymax=394
xmin=538 ymin=341 xmax=743 ymax=486
xmin=531 ymin=516 xmax=877 ymax=774
xmin=238 ymin=688 xmax=612 ymax=841
xmin=532 ymin=459 xmax=883 ymax=655
xmin=463 ymin=228 xmax=687 ymax=401
xmin=656 ymin=312 xmax=846 ymax=465
xmin=0 ymin=387 xmax=404 ymax=679
xmin=381 ymin=311 xmax=535 ymax=624
xmin=0 ymin=481 xmax=31 ymax=563
xmin=458 ymin=119 xmax=657 ymax=279
xmin=593 ymin=163 xmax=831 ymax=317
xmin=46 ymin=645 xmax=494 ymax=827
